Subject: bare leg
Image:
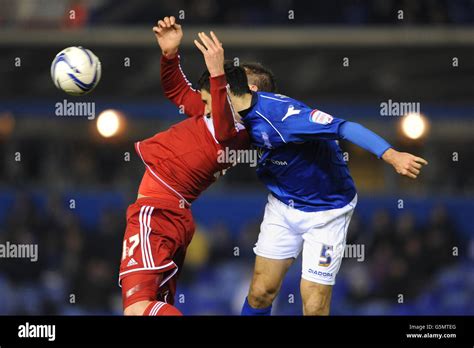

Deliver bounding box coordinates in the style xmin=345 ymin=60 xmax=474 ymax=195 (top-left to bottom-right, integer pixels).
xmin=247 ymin=255 xmax=294 ymax=309
xmin=124 ymin=300 xmax=152 ymax=316
xmin=300 ymin=278 xmax=333 ymax=315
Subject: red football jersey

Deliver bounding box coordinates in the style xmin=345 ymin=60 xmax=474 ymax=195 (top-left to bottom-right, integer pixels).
xmin=136 ymin=55 xmax=250 ymax=205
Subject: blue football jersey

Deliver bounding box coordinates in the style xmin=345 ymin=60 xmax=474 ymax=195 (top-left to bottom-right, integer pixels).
xmin=242 ymin=92 xmax=356 ymax=212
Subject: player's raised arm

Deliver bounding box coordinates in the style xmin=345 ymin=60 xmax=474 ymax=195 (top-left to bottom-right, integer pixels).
xmin=194 ymin=31 xmax=240 ymax=142
xmin=153 ymin=16 xmax=205 ymax=118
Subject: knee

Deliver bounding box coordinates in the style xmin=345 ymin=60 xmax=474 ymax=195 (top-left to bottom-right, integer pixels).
xmin=124 ymin=301 xmax=150 ymax=316
xmin=248 ymin=281 xmax=280 ymax=308
xmin=303 ymin=294 xmax=331 ymax=316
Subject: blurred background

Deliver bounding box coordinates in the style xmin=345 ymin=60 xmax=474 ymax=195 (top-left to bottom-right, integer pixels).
xmin=0 ymin=0 xmax=473 ymax=315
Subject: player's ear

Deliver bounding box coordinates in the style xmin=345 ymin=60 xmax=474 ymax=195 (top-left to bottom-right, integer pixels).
xmin=248 ymin=84 xmax=258 ymax=92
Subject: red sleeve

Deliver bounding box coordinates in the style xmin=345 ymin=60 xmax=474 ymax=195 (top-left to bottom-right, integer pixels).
xmin=161 ymin=54 xmax=205 ymax=118
xmin=209 ymin=74 xmax=240 ymax=142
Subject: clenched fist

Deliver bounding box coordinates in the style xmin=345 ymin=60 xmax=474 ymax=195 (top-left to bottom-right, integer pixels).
xmin=382 ymin=148 xmax=428 ymax=179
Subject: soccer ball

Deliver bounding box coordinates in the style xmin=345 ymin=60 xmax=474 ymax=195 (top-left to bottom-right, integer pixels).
xmin=51 ymin=46 xmax=101 ymax=96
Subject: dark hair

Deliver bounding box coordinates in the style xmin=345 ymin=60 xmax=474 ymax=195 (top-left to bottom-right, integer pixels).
xmin=197 ymin=61 xmax=251 ymax=96
xmin=241 ymin=62 xmax=277 ymax=93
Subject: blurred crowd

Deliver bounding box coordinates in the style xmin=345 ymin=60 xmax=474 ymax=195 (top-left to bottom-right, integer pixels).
xmin=0 ymin=187 xmax=472 ymax=315
xmin=1 ymin=136 xmax=474 ymax=195
xmin=343 ymin=207 xmax=463 ymax=301
xmin=1 ymin=0 xmax=474 ymax=28
xmin=0 ymin=136 xmax=142 ymax=192
xmin=0 ymin=192 xmax=123 ymax=314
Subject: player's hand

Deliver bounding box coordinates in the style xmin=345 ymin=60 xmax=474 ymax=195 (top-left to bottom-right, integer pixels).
xmin=153 ymin=16 xmax=183 ymax=59
xmin=382 ymin=148 xmax=428 ymax=179
xmin=194 ymin=31 xmax=225 ymax=77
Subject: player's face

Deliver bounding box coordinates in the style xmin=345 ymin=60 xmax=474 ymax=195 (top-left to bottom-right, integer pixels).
xmin=201 ymin=89 xmax=212 ymax=116
xmin=201 ymin=89 xmax=244 ymax=124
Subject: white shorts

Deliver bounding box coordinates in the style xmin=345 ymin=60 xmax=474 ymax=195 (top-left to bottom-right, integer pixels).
xmin=254 ymin=194 xmax=357 ymax=285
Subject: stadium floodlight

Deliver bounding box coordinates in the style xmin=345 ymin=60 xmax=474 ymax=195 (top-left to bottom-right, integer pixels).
xmin=401 ymin=112 xmax=428 ymax=140
xmin=96 ymin=109 xmax=123 ymax=138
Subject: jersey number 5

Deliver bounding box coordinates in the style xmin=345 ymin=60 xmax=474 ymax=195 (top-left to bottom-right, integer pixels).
xmin=318 ymin=244 xmax=333 ymax=267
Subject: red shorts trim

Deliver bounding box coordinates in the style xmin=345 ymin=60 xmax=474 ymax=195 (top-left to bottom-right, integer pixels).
xmin=119 ymin=261 xmax=177 ymax=284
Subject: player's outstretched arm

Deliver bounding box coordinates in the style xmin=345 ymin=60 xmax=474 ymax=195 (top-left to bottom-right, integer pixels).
xmin=338 ymin=121 xmax=428 ymax=179
xmin=339 ymin=121 xmax=428 ymax=179
xmin=153 ymin=16 xmax=205 ymax=118
xmin=194 ymin=31 xmax=240 ymax=142
xmin=276 ymin=108 xmax=428 ymax=179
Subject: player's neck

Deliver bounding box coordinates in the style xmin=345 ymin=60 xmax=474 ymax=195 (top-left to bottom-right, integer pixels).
xmin=231 ymin=93 xmax=253 ymax=113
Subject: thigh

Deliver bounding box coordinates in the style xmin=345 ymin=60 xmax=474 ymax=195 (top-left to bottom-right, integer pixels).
xmin=119 ymin=205 xmax=178 ymax=280
xmin=119 ymin=203 xmax=193 ymax=280
xmin=121 ymin=272 xmax=163 ymax=310
xmin=119 ymin=204 xmax=191 ymax=308
xmin=301 ymin=206 xmax=355 ymax=286
xmin=254 ymin=195 xmax=304 ymax=260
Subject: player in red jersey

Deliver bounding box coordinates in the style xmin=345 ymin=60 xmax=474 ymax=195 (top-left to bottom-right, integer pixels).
xmin=120 ymin=16 xmax=275 ymax=316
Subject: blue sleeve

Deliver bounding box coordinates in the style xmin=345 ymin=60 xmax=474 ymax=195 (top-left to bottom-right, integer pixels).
xmin=339 ymin=121 xmax=392 ymax=158
xmin=260 ymin=96 xmax=391 ymax=157
xmin=270 ymin=103 xmax=391 ymax=158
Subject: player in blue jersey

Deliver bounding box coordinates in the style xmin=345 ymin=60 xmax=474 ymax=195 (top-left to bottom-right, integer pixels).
xmin=194 ymin=32 xmax=428 ymax=315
